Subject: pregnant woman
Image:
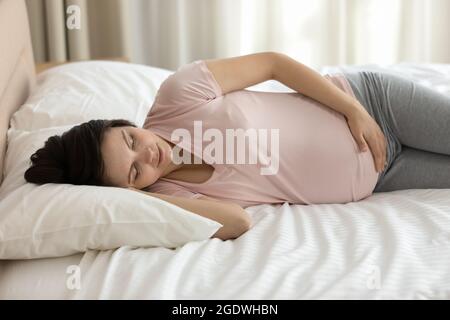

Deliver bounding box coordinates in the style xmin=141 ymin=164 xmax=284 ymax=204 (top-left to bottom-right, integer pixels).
xmin=24 ymin=52 xmax=450 ymax=240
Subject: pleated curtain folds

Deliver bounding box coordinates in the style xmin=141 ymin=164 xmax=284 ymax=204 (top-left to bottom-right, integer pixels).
xmin=25 ymin=0 xmax=450 ymax=69
xmin=25 ymin=0 xmax=130 ymax=63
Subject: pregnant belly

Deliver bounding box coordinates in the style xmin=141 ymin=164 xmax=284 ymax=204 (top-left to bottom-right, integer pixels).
xmin=280 ymin=110 xmax=379 ymax=204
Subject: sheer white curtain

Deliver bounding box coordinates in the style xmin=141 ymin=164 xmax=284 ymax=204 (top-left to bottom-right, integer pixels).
xmin=127 ymin=0 xmax=450 ymax=70
xmin=26 ymin=0 xmax=450 ymax=68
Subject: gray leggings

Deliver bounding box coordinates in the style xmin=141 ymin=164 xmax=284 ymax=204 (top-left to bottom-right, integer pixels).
xmin=342 ymin=70 xmax=450 ymax=193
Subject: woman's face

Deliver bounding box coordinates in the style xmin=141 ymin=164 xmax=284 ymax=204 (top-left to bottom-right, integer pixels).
xmin=101 ymin=126 xmax=174 ymax=189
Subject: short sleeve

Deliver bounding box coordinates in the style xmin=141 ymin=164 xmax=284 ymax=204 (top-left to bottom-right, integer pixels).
xmin=154 ymin=60 xmax=223 ymax=107
xmin=143 ymin=180 xmax=203 ymax=200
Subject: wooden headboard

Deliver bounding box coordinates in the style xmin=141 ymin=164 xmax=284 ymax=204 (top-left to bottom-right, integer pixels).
xmin=0 ymin=0 xmax=36 ymax=185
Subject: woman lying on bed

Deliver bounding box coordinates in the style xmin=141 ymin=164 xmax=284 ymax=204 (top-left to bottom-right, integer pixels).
xmin=23 ymin=52 xmax=450 ymax=241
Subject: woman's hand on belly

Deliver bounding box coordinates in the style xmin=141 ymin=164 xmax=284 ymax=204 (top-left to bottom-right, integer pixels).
xmin=345 ymin=108 xmax=388 ymax=173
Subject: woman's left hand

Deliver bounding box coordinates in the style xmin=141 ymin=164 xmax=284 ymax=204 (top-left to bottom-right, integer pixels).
xmin=345 ymin=106 xmax=388 ymax=173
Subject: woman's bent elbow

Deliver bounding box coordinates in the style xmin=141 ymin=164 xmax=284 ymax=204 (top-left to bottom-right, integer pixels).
xmin=233 ymin=206 xmax=252 ymax=237
xmin=235 ymin=217 xmax=252 ymax=238
xmin=211 ymin=211 xmax=252 ymax=241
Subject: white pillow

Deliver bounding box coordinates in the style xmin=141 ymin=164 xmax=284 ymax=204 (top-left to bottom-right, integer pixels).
xmin=0 ymin=126 xmax=222 ymax=259
xmin=10 ymin=61 xmax=173 ymax=131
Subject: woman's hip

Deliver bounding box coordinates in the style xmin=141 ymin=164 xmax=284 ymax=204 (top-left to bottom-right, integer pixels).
xmin=341 ymin=70 xmax=403 ymax=187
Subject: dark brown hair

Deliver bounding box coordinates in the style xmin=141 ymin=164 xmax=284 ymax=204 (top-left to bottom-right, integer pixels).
xmin=24 ymin=119 xmax=137 ymax=186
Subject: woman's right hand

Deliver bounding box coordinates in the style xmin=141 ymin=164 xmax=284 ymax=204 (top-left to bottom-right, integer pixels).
xmin=345 ymin=107 xmax=388 ymax=173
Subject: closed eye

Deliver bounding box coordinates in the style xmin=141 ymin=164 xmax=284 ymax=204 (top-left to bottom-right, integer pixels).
xmin=130 ymin=135 xmax=139 ymax=180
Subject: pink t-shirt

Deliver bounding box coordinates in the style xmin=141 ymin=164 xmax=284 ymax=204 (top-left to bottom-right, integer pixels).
xmin=143 ymin=60 xmax=379 ymax=208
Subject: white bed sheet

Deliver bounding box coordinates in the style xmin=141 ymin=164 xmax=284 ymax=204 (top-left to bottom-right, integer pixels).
xmin=1 ymin=63 xmax=450 ymax=300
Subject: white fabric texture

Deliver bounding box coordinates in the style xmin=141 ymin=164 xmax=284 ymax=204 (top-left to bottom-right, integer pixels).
xmin=0 ymin=62 xmax=224 ymax=260
xmin=69 ymin=189 xmax=450 ymax=299
xmin=0 ymin=63 xmax=449 ymax=298
xmin=10 ymin=60 xmax=172 ymax=131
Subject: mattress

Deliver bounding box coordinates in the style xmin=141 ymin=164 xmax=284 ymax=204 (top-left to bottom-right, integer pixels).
xmin=1 ymin=63 xmax=450 ymax=299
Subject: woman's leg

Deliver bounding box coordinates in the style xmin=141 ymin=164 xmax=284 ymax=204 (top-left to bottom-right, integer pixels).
xmin=343 ymin=70 xmax=450 ymax=192
xmin=373 ymin=72 xmax=450 ymax=156
xmin=374 ymin=146 xmax=450 ymax=192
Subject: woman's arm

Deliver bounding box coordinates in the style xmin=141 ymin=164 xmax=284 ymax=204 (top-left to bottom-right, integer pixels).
xmin=204 ymin=52 xmax=387 ymax=171
xmin=272 ymin=54 xmax=388 ymax=172
xmin=272 ymin=53 xmax=364 ymax=119
xmin=204 ymin=51 xmax=363 ymax=118
xmin=204 ymin=52 xmax=277 ymax=95
xmin=128 ymin=188 xmax=251 ymax=240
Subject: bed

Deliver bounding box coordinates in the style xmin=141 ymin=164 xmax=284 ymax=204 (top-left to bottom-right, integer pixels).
xmin=1 ymin=0 xmax=450 ymax=300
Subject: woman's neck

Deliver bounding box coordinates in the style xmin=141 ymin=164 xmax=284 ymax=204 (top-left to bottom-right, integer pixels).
xmin=161 ymin=141 xmax=203 ymax=178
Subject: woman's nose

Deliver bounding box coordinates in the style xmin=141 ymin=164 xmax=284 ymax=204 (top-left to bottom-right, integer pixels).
xmin=138 ymin=146 xmax=156 ymax=166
